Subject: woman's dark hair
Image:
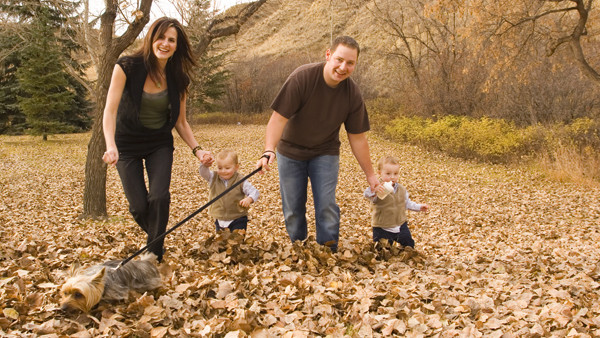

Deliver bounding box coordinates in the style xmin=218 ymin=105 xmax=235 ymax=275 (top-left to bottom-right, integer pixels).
xmin=133 ymin=17 xmax=196 ymax=99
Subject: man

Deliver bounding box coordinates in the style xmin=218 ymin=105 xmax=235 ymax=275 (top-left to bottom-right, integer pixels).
xmin=257 ymin=36 xmax=379 ymax=252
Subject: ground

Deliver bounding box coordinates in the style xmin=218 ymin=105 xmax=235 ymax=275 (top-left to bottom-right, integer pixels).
xmin=1 ymin=124 xmax=599 ymax=336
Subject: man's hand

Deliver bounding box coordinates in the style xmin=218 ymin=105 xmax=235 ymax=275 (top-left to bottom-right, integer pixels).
xmin=256 ymin=151 xmax=275 ymax=172
xmin=367 ymin=174 xmax=380 ymax=191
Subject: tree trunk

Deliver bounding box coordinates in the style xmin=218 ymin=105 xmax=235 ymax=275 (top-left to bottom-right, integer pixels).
xmin=82 ymin=114 xmax=108 ymax=218
xmin=81 ymin=0 xmax=151 ymax=219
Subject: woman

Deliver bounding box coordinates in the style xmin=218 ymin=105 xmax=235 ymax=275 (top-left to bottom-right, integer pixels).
xmin=102 ymin=17 xmax=212 ymax=262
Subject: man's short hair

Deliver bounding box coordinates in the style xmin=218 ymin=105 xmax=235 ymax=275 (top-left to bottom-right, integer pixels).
xmin=331 ymin=36 xmax=360 ymax=58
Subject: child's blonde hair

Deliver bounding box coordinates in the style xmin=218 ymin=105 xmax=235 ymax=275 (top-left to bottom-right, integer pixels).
xmin=216 ymin=149 xmax=239 ymax=164
xmin=377 ymin=155 xmax=399 ymax=171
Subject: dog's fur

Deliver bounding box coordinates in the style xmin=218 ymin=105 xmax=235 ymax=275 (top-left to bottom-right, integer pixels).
xmin=60 ymin=252 xmax=161 ymax=312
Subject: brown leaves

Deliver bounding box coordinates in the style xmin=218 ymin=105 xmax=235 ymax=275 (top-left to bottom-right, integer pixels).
xmin=1 ymin=126 xmax=600 ymax=336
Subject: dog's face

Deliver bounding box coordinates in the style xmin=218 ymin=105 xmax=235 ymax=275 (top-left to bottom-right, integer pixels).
xmin=59 ymin=266 xmax=106 ymax=313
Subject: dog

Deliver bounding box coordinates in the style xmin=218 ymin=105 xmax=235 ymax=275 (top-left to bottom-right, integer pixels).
xmin=60 ymin=252 xmax=162 ymax=312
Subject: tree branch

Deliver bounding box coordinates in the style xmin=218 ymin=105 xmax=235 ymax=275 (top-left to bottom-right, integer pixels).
xmin=501 ymin=7 xmax=577 ymax=31
xmin=113 ymin=0 xmax=152 ymax=53
xmin=194 ymin=0 xmax=267 ymax=56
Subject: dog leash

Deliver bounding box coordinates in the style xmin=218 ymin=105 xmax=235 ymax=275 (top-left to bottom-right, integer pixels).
xmin=116 ymin=163 xmax=265 ymax=269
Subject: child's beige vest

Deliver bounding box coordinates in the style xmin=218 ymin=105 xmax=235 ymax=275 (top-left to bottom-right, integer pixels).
xmin=208 ymin=171 xmax=248 ymax=220
xmin=371 ymin=184 xmax=407 ymax=228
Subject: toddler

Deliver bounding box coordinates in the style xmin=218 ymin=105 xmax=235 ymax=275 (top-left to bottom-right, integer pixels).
xmin=199 ymin=149 xmax=259 ymax=232
xmin=364 ymin=155 xmax=428 ymax=247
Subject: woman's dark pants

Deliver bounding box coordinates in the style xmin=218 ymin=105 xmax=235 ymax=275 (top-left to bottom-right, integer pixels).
xmin=116 ymin=146 xmax=173 ymax=262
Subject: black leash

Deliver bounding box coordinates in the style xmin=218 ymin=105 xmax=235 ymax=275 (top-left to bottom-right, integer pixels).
xmin=117 ymin=164 xmax=264 ymax=269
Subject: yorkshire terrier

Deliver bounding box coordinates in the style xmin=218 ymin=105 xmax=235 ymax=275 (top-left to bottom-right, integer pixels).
xmin=60 ymin=252 xmax=162 ymax=312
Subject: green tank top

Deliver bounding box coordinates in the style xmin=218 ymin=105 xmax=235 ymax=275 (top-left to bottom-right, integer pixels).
xmin=139 ymin=90 xmax=169 ymax=129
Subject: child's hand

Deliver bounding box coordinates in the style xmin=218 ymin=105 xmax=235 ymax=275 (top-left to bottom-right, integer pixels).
xmin=420 ymin=204 xmax=429 ymax=212
xmin=239 ymin=197 xmax=253 ymax=208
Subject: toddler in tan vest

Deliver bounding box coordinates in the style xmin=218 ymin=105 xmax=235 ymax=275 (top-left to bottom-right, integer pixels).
xmin=364 ymin=155 xmax=428 ymax=247
xmin=199 ymin=149 xmax=259 ymax=232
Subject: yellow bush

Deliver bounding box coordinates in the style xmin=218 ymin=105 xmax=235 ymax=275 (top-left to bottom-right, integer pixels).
xmin=383 ymin=114 xmax=599 ymax=181
xmin=565 ymin=117 xmax=600 ymax=149
xmin=384 ymin=115 xmax=530 ymax=163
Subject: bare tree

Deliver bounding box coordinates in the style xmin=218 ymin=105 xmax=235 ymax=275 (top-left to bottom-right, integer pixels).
xmin=81 ymin=0 xmax=153 ymax=219
xmin=81 ymin=0 xmax=267 ymax=219
xmin=494 ymin=0 xmax=599 ymax=83
xmin=367 ymin=0 xmax=486 ymax=116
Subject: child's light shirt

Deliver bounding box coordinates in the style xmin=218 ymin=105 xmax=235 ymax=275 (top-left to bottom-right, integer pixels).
xmin=364 ymin=182 xmax=422 ymax=233
xmin=199 ymin=165 xmax=260 ymax=227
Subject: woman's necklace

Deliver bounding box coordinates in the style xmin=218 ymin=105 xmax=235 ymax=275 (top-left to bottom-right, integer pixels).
xmin=155 ymin=73 xmax=165 ymax=89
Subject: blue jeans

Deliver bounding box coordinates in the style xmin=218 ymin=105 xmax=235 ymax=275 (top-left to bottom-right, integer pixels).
xmin=277 ymin=152 xmax=340 ymax=251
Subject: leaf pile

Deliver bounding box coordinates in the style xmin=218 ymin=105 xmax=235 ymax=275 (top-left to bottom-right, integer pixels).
xmin=1 ymin=125 xmax=599 ymax=336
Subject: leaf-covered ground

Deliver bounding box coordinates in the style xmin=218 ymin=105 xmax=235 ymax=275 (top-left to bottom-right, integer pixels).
xmin=1 ymin=124 xmax=599 ymax=337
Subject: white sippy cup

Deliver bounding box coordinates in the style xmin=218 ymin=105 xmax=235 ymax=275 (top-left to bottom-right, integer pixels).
xmin=376 ymin=181 xmax=394 ymax=199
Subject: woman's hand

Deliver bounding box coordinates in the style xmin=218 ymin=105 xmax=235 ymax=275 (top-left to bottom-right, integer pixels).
xmin=103 ymin=147 xmax=119 ymax=166
xmin=197 ymin=150 xmax=213 ymax=166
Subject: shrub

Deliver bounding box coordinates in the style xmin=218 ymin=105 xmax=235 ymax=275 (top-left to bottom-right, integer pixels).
xmin=385 ymin=115 xmax=530 ymax=163
xmin=384 ymin=116 xmax=428 ymax=143
xmin=565 ymin=117 xmax=600 ymax=150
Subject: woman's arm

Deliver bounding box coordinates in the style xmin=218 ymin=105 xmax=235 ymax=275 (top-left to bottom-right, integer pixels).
xmin=102 ymin=64 xmax=127 ymax=166
xmin=174 ymin=94 xmax=212 ymax=165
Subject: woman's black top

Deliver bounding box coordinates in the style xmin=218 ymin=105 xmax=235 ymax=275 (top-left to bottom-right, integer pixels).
xmin=114 ymin=56 xmax=181 ymax=156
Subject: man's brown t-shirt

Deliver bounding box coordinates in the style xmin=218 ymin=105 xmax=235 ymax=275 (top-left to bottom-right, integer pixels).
xmin=271 ymin=62 xmax=370 ymax=161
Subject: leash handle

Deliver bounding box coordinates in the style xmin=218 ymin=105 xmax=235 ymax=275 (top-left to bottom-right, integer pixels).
xmin=118 ymin=165 xmax=263 ymax=268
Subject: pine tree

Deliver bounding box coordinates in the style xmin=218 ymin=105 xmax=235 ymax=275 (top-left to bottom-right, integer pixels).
xmin=1 ymin=0 xmax=91 ymax=137
xmin=0 ymin=29 xmax=25 ymax=134
xmin=190 ymin=52 xmax=231 ymax=112
xmin=17 ymin=5 xmax=75 ymax=140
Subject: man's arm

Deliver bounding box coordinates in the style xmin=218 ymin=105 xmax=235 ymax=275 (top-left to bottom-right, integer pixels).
xmin=347 ymin=132 xmax=379 ymax=190
xmin=257 ymin=111 xmax=288 ymax=171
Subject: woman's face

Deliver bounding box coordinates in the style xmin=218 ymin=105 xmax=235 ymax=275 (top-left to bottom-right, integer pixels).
xmin=152 ymin=26 xmax=178 ymax=62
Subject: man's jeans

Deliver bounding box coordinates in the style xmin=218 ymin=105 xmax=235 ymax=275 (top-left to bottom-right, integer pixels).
xmin=277 ymin=152 xmax=340 ymax=251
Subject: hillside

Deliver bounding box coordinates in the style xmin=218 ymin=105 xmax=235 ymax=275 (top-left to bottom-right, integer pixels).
xmin=216 ymin=0 xmax=393 ymax=67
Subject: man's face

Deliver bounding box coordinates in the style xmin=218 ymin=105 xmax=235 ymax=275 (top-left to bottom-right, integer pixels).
xmin=323 ymin=44 xmax=358 ymax=87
